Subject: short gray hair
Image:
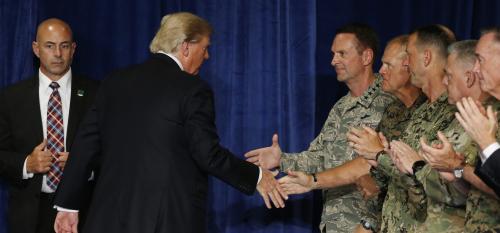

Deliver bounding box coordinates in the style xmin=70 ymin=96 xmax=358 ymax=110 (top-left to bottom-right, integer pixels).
xmin=481 ymin=27 xmax=500 ymax=43
xmin=387 ymin=35 xmax=408 ymax=53
xmin=149 ymin=12 xmax=212 ymax=53
xmin=447 ymin=40 xmax=477 ymax=66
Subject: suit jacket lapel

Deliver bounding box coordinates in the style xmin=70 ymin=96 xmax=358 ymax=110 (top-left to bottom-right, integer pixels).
xmin=67 ymin=75 xmax=86 ymax=149
xmin=30 ymin=74 xmax=44 ymax=143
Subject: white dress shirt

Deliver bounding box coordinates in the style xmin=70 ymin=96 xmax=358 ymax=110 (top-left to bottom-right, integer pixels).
xmin=481 ymin=142 xmax=500 ymax=164
xmin=23 ymin=69 xmax=72 ymax=193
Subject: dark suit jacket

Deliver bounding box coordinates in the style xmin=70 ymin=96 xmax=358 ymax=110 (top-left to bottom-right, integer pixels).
xmin=54 ymin=54 xmax=260 ymax=233
xmin=476 ymin=148 xmax=500 ymax=197
xmin=0 ymin=74 xmax=99 ymax=233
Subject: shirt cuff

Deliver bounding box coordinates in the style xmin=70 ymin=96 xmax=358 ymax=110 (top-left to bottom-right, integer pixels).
xmin=481 ymin=142 xmax=500 ymax=163
xmin=54 ymin=206 xmax=79 ymax=212
xmin=257 ymin=167 xmax=262 ymax=185
xmin=22 ymin=156 xmax=34 ymax=179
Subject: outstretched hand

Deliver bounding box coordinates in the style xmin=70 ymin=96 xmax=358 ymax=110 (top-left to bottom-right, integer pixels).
xmin=257 ymin=169 xmax=288 ymax=208
xmin=278 ymin=170 xmax=314 ymax=195
xmin=245 ymin=134 xmax=282 ymax=170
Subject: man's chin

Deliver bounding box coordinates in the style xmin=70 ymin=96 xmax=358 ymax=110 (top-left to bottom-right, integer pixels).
xmin=336 ymin=75 xmax=347 ymax=82
xmin=43 ymin=67 xmax=69 ymax=78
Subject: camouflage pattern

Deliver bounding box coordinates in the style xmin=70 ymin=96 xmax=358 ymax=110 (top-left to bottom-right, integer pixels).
xmin=367 ymin=94 xmax=428 ymax=231
xmin=412 ymin=165 xmax=466 ymax=232
xmin=464 ymin=99 xmax=500 ymax=233
xmin=465 ymin=188 xmax=500 ymax=233
xmin=280 ymin=75 xmax=395 ymax=233
xmin=376 ymin=93 xmax=456 ymax=233
xmin=409 ymin=116 xmax=472 ymax=232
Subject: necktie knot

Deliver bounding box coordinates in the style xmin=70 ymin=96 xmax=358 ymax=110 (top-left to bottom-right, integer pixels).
xmin=49 ymin=82 xmax=60 ymax=90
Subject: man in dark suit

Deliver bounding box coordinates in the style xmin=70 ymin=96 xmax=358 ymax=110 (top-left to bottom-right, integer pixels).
xmin=0 ymin=18 xmax=98 ymax=233
xmin=53 ymin=12 xmax=287 ymax=233
xmin=455 ymin=28 xmax=500 ymax=197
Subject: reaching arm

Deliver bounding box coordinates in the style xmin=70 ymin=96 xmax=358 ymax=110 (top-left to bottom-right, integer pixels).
xmin=278 ymin=157 xmax=371 ymax=195
xmin=184 ymin=82 xmax=286 ymax=207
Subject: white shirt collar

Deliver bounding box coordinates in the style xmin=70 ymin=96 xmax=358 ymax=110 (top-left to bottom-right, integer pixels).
xmin=38 ymin=68 xmax=72 ymax=92
xmin=157 ymin=50 xmax=184 ymax=71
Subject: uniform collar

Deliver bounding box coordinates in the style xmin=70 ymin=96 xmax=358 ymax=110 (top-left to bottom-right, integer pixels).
xmin=354 ymin=73 xmax=384 ymax=108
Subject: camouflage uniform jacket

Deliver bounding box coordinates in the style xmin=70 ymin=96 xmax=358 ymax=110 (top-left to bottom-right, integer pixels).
xmin=280 ymin=75 xmax=394 ymax=233
xmin=411 ymin=117 xmax=470 ymax=232
xmin=376 ymin=93 xmax=456 ymax=233
xmin=465 ymin=99 xmax=500 ymax=233
xmin=367 ymin=93 xmax=427 ymax=231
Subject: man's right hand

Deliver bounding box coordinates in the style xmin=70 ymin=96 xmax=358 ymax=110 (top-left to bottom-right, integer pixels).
xmin=54 ymin=211 xmax=79 ymax=233
xmin=245 ymin=134 xmax=282 ymax=170
xmin=26 ymin=140 xmax=52 ymax=173
xmin=347 ymin=127 xmax=385 ymax=160
xmin=256 ymin=169 xmax=288 ymax=209
xmin=355 ymin=174 xmax=379 ymax=200
xmin=278 ymin=170 xmax=314 ymax=195
xmin=419 ymin=132 xmax=464 ymax=171
xmin=456 ymin=97 xmax=498 ymax=150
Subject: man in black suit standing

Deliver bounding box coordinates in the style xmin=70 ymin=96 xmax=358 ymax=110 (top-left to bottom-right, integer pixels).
xmin=0 ymin=18 xmax=98 ymax=233
xmin=455 ymin=28 xmax=500 ymax=197
xmin=53 ymin=12 xmax=287 ymax=233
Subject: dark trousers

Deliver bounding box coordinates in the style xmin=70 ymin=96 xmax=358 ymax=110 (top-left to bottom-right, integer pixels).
xmin=36 ymin=193 xmax=57 ymax=233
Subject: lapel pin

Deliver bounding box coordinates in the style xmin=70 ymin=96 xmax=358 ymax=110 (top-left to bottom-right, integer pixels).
xmin=77 ymin=90 xmax=85 ymax=97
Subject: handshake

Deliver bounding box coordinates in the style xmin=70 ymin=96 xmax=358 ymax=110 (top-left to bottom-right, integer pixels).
xmin=250 ymin=133 xmax=381 ymax=210
xmin=251 ymin=134 xmax=288 ymax=209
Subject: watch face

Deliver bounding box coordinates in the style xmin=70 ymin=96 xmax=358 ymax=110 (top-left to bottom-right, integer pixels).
xmin=454 ymin=168 xmax=463 ymax=178
xmin=361 ymin=220 xmax=372 ymax=230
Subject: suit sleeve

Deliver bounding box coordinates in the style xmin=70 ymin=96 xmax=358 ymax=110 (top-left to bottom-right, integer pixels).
xmin=0 ymin=91 xmax=28 ymax=183
xmin=54 ymin=96 xmax=102 ymax=210
xmin=183 ymin=82 xmax=259 ymax=195
xmin=476 ymin=149 xmax=500 ymax=197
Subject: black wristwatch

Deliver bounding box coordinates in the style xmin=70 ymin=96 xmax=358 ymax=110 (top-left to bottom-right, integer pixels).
xmin=360 ymin=219 xmax=375 ymax=232
xmin=412 ymin=160 xmax=426 ymax=175
xmin=311 ymin=173 xmax=318 ymax=182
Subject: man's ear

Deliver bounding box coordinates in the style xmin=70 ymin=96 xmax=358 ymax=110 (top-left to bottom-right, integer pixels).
xmin=32 ymin=41 xmax=40 ymax=58
xmin=362 ymin=49 xmax=374 ymax=66
xmin=70 ymin=42 xmax=76 ymax=58
xmin=181 ymin=41 xmax=190 ymax=57
xmin=423 ymin=49 xmax=432 ymax=67
xmin=465 ymin=70 xmax=475 ymax=88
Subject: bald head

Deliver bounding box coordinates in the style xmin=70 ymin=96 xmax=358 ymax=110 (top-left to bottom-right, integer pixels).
xmin=33 ymin=18 xmax=76 ymax=81
xmin=36 ymin=18 xmax=73 ymax=42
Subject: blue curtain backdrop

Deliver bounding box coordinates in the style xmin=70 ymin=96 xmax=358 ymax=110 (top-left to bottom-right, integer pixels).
xmin=1 ymin=0 xmax=500 ymax=233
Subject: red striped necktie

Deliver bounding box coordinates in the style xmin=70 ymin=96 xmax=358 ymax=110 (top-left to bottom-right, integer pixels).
xmin=46 ymin=82 xmax=65 ymax=191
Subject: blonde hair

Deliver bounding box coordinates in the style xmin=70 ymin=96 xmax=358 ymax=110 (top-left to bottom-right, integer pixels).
xmin=149 ymin=12 xmax=212 ymax=53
